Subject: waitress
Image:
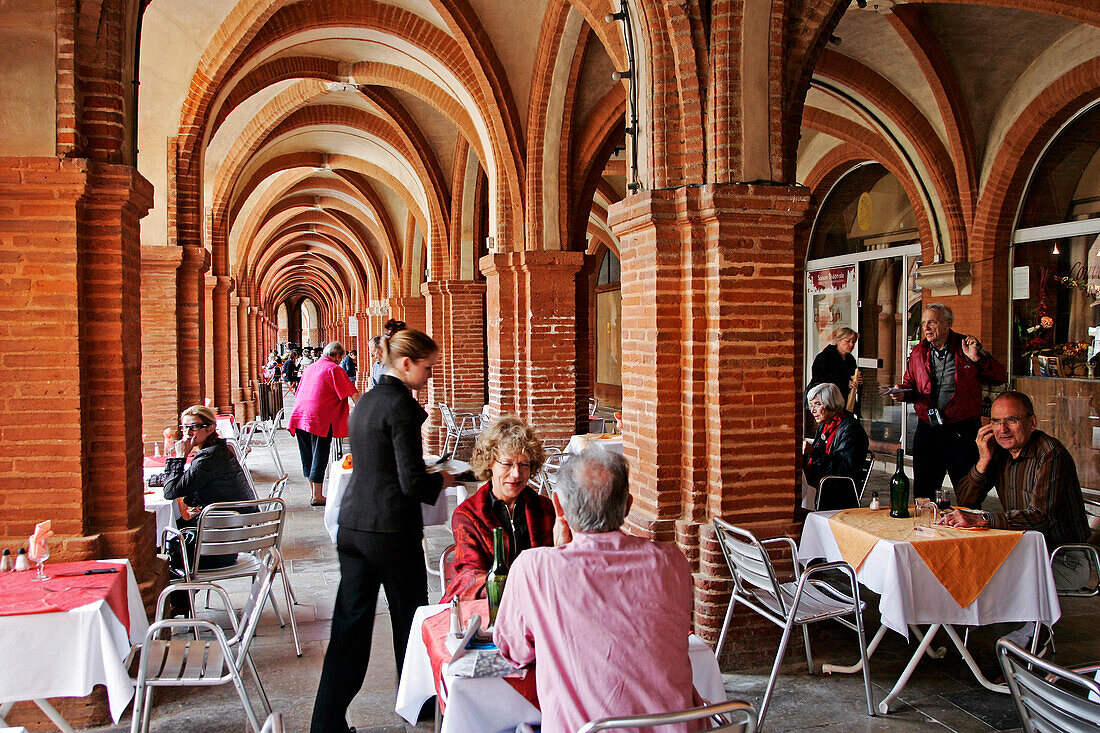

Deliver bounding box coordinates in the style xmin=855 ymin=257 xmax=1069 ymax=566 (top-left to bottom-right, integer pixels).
xmin=807 ymin=327 xmax=862 ymax=415
xmin=310 ymin=328 xmax=454 ymax=733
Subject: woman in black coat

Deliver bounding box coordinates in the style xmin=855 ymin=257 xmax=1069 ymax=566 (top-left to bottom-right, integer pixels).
xmin=807 ymin=327 xmax=862 ymax=415
xmin=311 ymin=328 xmax=454 ymax=733
xmin=803 ymin=383 xmax=869 ymax=510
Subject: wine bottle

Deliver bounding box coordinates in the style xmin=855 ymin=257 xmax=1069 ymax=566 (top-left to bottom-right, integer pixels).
xmin=889 ymin=448 xmax=910 ymax=518
xmin=486 ymin=527 xmax=509 ymax=626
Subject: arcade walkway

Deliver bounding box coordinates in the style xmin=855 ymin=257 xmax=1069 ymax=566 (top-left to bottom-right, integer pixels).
xmin=84 ymin=400 xmax=1100 ymax=732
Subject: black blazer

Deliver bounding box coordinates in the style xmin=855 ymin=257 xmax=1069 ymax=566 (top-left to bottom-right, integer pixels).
xmin=340 ymin=374 xmax=443 ymax=534
xmin=163 ymin=438 xmax=256 ymax=509
xmin=803 ymin=411 xmax=869 ymax=490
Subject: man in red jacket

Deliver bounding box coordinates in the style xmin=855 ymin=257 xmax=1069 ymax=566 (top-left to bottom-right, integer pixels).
xmin=889 ymin=303 xmax=1007 ymax=499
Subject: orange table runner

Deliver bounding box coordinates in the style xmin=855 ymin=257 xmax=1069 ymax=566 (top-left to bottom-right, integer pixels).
xmin=421 ymin=599 xmax=537 ymax=713
xmin=827 ymin=508 xmax=1024 ymax=608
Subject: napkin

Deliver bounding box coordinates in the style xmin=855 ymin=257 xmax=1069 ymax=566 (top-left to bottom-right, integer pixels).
xmin=162 ymin=427 xmax=175 ymax=457
xmin=341 ymin=454 xmax=353 ymax=470
xmin=28 ymin=520 xmax=53 ymax=562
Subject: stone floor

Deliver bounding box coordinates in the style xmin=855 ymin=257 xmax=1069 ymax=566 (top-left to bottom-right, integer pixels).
xmin=83 ymin=400 xmax=1100 ymax=732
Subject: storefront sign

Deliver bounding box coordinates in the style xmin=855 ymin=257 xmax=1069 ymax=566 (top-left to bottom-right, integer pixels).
xmin=807 ymin=266 xmax=855 ymax=294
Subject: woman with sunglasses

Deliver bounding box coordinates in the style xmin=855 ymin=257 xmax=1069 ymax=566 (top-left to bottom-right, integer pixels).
xmin=442 ymin=415 xmax=554 ymax=601
xmin=161 ymin=405 xmax=256 ymax=614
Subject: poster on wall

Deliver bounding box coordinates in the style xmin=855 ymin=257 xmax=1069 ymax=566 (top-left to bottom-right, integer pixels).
xmin=807 ymin=266 xmax=856 ymax=363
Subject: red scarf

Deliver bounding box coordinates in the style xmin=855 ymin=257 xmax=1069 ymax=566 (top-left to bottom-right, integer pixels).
xmin=820 ymin=413 xmax=844 ymax=454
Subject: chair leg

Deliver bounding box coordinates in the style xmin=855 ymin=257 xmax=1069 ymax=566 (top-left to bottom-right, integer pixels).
xmin=854 ymin=610 xmax=876 ymax=717
xmin=802 ymin=625 xmax=814 ymax=674
xmin=280 ymin=564 xmax=299 ymax=604
xmin=282 ymin=568 xmax=302 ymax=657
xmin=714 ymin=595 xmax=739 ymax=658
xmin=267 ymin=584 xmax=286 ymax=628
xmin=245 ymin=651 xmax=273 ymax=716
xmin=129 ymin=678 xmax=146 ymax=733
xmin=229 ymin=664 xmax=263 ymax=733
xmin=758 ymin=617 xmax=799 ymax=729
xmin=140 ymin=685 xmax=155 ymax=733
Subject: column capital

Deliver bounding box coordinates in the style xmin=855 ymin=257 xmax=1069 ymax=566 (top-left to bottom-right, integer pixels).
xmin=141 ymin=244 xmax=184 ymax=270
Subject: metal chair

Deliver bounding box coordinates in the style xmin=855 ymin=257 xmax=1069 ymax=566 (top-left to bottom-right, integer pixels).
xmin=533 ymin=451 xmax=569 ymax=495
xmin=996 ymin=638 xmax=1100 ymax=732
xmin=131 ymin=550 xmax=280 ymax=733
xmin=712 ymin=518 xmax=875 ymax=727
xmin=439 ymin=403 xmax=488 ymax=457
xmin=1051 ymin=543 xmax=1100 ymax=598
xmin=241 ymin=418 xmax=285 ymax=476
xmin=260 ymin=712 xmax=285 ymax=733
xmin=164 ymin=498 xmax=301 ymax=657
xmin=579 ymin=699 xmax=758 ymax=732
xmin=225 ymin=438 xmax=260 ymax=499
xmin=435 ymin=543 xmax=457 ymax=601
xmin=816 ymin=450 xmax=875 ymax=510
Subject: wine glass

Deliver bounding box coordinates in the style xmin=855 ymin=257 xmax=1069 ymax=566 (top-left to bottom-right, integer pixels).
xmin=30 ymin=538 xmax=49 ymax=581
xmin=936 ymin=488 xmax=952 ymax=514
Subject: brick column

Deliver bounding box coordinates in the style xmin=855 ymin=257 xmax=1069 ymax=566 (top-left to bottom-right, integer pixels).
xmin=141 ymin=244 xmax=183 ymax=443
xmin=609 ymin=184 xmax=811 ymax=665
xmin=234 ymin=295 xmax=254 ymax=420
xmin=176 ymin=244 xmax=207 ymax=408
xmin=481 ymin=251 xmax=583 ymax=442
xmin=355 ymin=312 xmax=370 ymax=391
xmin=212 ymin=276 xmax=234 ymax=414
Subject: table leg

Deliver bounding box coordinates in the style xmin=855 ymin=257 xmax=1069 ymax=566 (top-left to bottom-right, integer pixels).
xmin=940 ymin=625 xmax=1008 ymax=694
xmin=822 ymin=623 xmax=888 ymax=675
xmin=908 ymin=624 xmax=947 ymax=658
xmin=877 ymin=624 xmax=942 ymax=715
xmin=0 ymin=701 xmax=11 ymax=724
xmin=0 ymin=700 xmax=75 ymax=733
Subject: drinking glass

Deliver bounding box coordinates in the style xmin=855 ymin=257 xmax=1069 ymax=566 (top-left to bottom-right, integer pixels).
xmin=935 ymin=488 xmax=952 ymax=514
xmin=31 ymin=539 xmax=49 ymax=581
xmin=918 ymin=502 xmax=939 ymax=528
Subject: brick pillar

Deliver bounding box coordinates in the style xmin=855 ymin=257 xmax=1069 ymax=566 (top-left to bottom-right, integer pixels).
xmin=481 ymin=251 xmax=583 ymax=442
xmin=355 ymin=312 xmax=370 ymax=391
xmin=234 ymin=295 xmax=254 ymax=420
xmin=176 ymin=244 xmax=206 ymax=408
xmin=212 ymin=276 xmax=233 ymax=414
xmin=609 ymin=184 xmax=811 ymax=665
xmin=141 ymin=245 xmax=183 ymax=443
xmin=203 ymin=274 xmax=216 ymax=402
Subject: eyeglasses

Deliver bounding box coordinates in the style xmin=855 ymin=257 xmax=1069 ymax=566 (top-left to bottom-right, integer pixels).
xmin=989 ymin=416 xmax=1025 ymax=427
xmin=495 ymin=459 xmax=532 ymax=472
xmin=179 ymin=423 xmax=211 ymax=432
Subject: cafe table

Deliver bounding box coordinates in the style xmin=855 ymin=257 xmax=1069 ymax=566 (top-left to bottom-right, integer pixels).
xmin=142 ymin=459 xmax=181 ymax=546
xmin=0 ymin=559 xmax=148 ymax=732
xmin=395 ymin=600 xmax=726 ymax=733
xmin=565 ymin=432 xmax=623 ymax=456
xmin=798 ymin=508 xmax=1061 ymax=714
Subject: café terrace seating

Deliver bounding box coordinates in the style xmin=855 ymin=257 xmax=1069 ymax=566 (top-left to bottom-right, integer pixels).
xmin=577 ymin=698 xmax=759 ymax=732
xmin=996 ymin=638 xmax=1100 ymax=732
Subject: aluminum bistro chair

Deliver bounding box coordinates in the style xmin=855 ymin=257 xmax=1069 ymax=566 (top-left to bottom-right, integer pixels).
xmin=996 ymin=638 xmax=1100 ymax=732
xmin=241 ymin=418 xmax=285 ymax=476
xmin=435 ymin=543 xmax=457 ymax=601
xmin=712 ymin=518 xmax=874 ymax=727
xmin=816 ymin=450 xmax=875 ymax=510
xmin=225 ymin=438 xmax=261 ymax=499
xmin=439 ymin=403 xmax=488 ymax=458
xmin=131 ymin=550 xmax=279 ymax=733
xmin=164 ymin=498 xmax=301 ymax=657
xmin=533 ymin=451 xmax=569 ymax=495
xmin=579 ymin=699 xmax=758 ymax=732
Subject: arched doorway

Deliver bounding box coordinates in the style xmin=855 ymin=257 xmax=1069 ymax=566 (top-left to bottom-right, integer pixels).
xmin=805 ymin=162 xmax=922 ymax=452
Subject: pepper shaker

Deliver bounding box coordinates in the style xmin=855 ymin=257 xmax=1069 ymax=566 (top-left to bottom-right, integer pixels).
xmin=14 ymin=547 xmax=30 ymax=572
xmin=868 ymin=492 xmax=881 ymax=511
xmin=0 ymin=549 xmax=11 ymax=572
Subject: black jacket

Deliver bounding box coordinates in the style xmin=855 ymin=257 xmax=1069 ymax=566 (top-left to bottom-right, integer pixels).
xmin=808 ymin=343 xmax=857 ymax=402
xmin=340 ymin=374 xmax=443 ymax=533
xmin=803 ymin=411 xmax=868 ymax=491
xmin=163 ymin=438 xmax=256 ymax=510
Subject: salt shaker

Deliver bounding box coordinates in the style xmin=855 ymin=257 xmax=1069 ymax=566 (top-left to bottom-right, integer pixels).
xmin=449 ymin=597 xmax=462 ymax=638
xmin=868 ymin=492 xmax=881 ymax=511
xmin=0 ymin=548 xmax=11 ymax=572
xmin=14 ymin=547 xmax=30 ymax=572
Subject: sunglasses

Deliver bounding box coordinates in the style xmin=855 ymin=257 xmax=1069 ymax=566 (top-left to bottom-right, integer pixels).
xmin=179 ymin=423 xmax=211 ymax=432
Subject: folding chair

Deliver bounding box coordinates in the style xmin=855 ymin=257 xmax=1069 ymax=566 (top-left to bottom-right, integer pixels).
xmin=996 ymin=638 xmax=1100 ymax=732
xmin=816 ymin=450 xmax=875 ymax=510
xmin=131 ymin=550 xmax=280 ymax=733
xmin=579 ymin=699 xmax=758 ymax=732
xmin=164 ymin=498 xmax=301 ymax=657
xmin=241 ymin=418 xmax=285 ymax=476
xmin=712 ymin=518 xmax=874 ymax=727
xmin=439 ymin=403 xmax=488 ymax=457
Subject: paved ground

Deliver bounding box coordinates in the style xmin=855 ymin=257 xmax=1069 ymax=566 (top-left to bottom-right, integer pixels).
xmin=85 ymin=398 xmax=1100 ymax=732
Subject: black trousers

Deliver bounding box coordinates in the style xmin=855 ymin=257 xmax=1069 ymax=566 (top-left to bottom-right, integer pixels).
xmin=310 ymin=527 xmax=428 ymax=733
xmin=912 ymin=418 xmax=980 ymax=499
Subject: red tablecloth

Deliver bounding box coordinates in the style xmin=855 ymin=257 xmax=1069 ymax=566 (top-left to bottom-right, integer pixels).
xmin=422 ymin=599 xmax=538 ymax=713
xmin=0 ymin=561 xmax=130 ymax=634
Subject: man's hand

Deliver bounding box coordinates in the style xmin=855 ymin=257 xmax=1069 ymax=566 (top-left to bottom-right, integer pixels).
xmin=939 ymin=508 xmax=987 ymax=528
xmin=962 ymin=336 xmax=981 ymax=362
xmin=439 ymin=471 xmax=457 ymax=489
xmin=551 ymin=493 xmax=572 ymax=546
xmin=888 ymin=384 xmax=905 ymax=402
xmin=975 ymin=423 xmax=996 ymax=473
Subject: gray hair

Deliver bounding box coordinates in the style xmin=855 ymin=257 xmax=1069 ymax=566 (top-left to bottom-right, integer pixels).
xmin=923 ymin=302 xmax=954 ymax=326
xmin=807 ymin=382 xmax=845 ymax=412
xmin=556 ymin=444 xmax=631 ymax=533
xmin=322 ymin=341 xmax=345 ymax=359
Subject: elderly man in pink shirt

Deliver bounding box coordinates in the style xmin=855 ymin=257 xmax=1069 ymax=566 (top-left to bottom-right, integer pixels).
xmin=493 ymin=444 xmax=697 ymax=733
xmin=288 ymin=341 xmax=360 ymax=506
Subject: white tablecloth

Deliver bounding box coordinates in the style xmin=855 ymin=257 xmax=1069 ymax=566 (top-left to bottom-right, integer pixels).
xmin=395 ymin=604 xmax=726 ymax=733
xmin=323 ymin=461 xmax=472 ymax=544
xmin=142 ymin=468 xmax=179 ymax=545
xmin=565 ymin=434 xmax=624 ymax=456
xmin=798 ymin=510 xmax=1061 ymax=637
xmin=0 ymin=559 xmax=149 ymax=722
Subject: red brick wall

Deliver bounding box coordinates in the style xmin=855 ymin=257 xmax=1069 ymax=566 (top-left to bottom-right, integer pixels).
xmin=141 ymin=245 xmax=183 ymax=442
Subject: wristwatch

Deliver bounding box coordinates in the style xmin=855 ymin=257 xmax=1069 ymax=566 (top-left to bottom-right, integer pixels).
xmin=981 ymin=511 xmax=992 ymax=526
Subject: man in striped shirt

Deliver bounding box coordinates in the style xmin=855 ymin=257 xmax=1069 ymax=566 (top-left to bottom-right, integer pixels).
xmin=943 ymin=390 xmax=1090 ymax=591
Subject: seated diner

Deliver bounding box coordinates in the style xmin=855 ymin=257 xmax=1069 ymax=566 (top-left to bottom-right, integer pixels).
xmin=803 ymin=383 xmax=868 ymax=510
xmin=442 ymin=415 xmax=553 ymax=601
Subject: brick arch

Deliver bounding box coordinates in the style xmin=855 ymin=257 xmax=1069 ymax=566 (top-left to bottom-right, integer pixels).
xmin=561 ymin=0 xmax=627 ymax=69
xmin=970 ymin=56 xmax=1100 ymax=352
xmin=255 ymin=231 xmax=367 ymax=305
xmin=568 ymin=87 xmax=627 ymax=254
xmin=813 ymin=49 xmax=967 ymax=260
xmin=800 ymin=143 xmax=876 ymax=264
xmin=905 ymin=0 xmax=1100 ymax=26
xmin=802 ymin=107 xmax=937 ymax=263
xmin=263 ymin=250 xmax=349 ymax=314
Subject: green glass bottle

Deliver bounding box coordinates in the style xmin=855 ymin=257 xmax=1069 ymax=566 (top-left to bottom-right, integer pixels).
xmin=889 ymin=448 xmax=910 ymax=518
xmin=486 ymin=526 xmax=509 ymax=626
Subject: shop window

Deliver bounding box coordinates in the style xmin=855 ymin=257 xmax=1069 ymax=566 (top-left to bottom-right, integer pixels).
xmin=808 ymin=163 xmax=919 ymax=259
xmin=595 ymin=250 xmax=621 ymax=389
